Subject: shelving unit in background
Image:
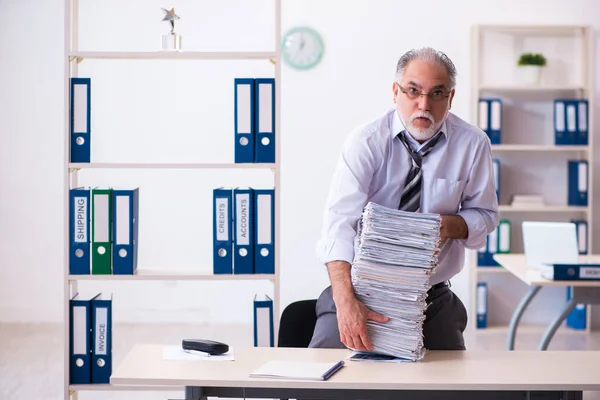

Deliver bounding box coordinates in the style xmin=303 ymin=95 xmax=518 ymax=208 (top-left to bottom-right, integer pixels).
xmin=468 ymin=25 xmax=594 ymax=333
xmin=62 ymin=1 xmax=282 ymax=399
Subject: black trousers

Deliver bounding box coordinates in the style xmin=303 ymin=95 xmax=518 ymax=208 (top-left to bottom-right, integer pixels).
xmin=308 ymin=283 xmax=468 ymax=350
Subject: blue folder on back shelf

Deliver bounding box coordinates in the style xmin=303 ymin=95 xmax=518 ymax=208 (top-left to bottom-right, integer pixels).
xmin=478 ymin=98 xmax=502 ymax=144
xmin=254 ymin=189 xmax=275 ymax=274
xmin=254 ymin=294 xmax=274 ymax=347
xmin=70 ymin=292 xmax=100 ymax=384
xmin=554 ymin=99 xmax=578 ymax=145
xmin=69 ymin=187 xmax=90 ymax=275
xmin=566 ymin=287 xmax=586 ymax=330
xmin=492 ymin=158 xmax=500 ymax=201
xmin=112 ymin=188 xmax=139 ymax=275
xmin=213 ymin=188 xmax=233 ymax=274
xmin=70 ymin=77 xmax=91 ymax=163
xmin=476 ymin=282 xmax=488 ymax=329
xmin=254 ymin=78 xmax=275 ymax=163
xmin=234 ymin=187 xmax=254 ymax=274
xmin=541 ymin=263 xmax=600 ymax=281
xmin=477 ymin=226 xmax=499 ymax=267
xmin=91 ymin=293 xmax=112 ymax=383
xmin=571 ymin=219 xmax=588 ymax=254
xmin=234 ymin=78 xmax=255 ymax=163
xmin=567 ymin=160 xmax=588 ymax=206
xmin=576 ymin=99 xmax=588 ymax=145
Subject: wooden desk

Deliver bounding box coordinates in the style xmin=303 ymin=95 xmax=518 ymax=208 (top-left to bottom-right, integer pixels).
xmin=111 ymin=345 xmax=600 ymax=400
xmin=493 ymin=254 xmax=600 ymax=350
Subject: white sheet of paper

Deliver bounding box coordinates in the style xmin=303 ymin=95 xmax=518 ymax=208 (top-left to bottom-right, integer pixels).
xmin=162 ymin=345 xmax=235 ymax=361
xmin=249 ymin=360 xmax=344 ymax=380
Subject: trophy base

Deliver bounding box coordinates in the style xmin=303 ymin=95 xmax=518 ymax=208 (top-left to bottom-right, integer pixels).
xmin=162 ymin=33 xmax=182 ymax=51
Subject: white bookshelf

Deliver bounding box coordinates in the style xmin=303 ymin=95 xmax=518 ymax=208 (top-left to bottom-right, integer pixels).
xmin=69 ymin=162 xmax=277 ymax=170
xmin=68 ymin=271 xmax=276 ymax=281
xmin=468 ymin=25 xmax=594 ymax=333
xmin=491 ymin=145 xmax=589 ymax=152
xmin=69 ymin=51 xmax=276 ymax=61
xmin=62 ymin=1 xmax=282 ymax=399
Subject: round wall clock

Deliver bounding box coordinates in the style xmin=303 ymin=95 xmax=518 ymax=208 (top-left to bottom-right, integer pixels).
xmin=281 ymin=26 xmax=324 ymax=70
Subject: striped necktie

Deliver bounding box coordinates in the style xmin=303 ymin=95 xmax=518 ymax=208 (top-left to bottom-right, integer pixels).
xmin=397 ymin=130 xmax=444 ymax=212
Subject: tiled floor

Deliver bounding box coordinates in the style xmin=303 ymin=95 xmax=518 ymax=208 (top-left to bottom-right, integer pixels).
xmin=1 ymin=323 xmax=599 ymax=400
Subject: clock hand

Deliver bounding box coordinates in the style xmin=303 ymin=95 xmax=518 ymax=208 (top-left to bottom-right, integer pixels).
xmin=299 ymin=33 xmax=305 ymax=50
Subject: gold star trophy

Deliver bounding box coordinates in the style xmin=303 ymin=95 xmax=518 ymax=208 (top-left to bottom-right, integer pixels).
xmin=161 ymin=7 xmax=181 ymax=51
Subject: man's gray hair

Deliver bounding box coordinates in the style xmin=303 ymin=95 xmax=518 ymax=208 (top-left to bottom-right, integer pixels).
xmin=396 ymin=47 xmax=457 ymax=89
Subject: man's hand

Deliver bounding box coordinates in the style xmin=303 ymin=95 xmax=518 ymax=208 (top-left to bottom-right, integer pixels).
xmin=440 ymin=215 xmax=468 ymax=241
xmin=335 ymin=295 xmax=389 ymax=351
xmin=326 ymin=260 xmax=389 ymax=351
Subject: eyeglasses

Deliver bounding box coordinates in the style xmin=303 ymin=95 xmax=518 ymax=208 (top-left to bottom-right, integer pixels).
xmin=397 ymin=83 xmax=451 ymax=102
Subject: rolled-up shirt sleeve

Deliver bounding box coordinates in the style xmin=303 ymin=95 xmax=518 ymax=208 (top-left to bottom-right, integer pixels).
xmin=456 ymin=136 xmax=500 ymax=250
xmin=316 ymin=127 xmax=381 ymax=265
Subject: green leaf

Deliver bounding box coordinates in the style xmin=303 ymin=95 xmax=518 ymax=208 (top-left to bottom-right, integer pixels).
xmin=517 ymin=53 xmax=547 ymax=66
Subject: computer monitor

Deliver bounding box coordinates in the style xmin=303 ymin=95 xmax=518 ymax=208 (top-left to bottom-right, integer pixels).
xmin=522 ymin=221 xmax=579 ymax=269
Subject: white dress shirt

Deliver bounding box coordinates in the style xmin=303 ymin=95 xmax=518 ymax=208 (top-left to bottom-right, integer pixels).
xmin=316 ymin=108 xmax=499 ymax=284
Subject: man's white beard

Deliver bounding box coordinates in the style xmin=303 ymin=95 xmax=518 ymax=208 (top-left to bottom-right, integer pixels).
xmin=403 ymin=111 xmax=442 ymax=141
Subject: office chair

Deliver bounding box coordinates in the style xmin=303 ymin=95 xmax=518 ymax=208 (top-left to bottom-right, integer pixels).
xmin=277 ymin=299 xmax=318 ymax=348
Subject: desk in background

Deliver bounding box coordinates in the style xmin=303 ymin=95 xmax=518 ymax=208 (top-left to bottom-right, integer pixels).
xmin=493 ymin=254 xmax=600 ymax=351
xmin=111 ymin=345 xmax=600 ymax=400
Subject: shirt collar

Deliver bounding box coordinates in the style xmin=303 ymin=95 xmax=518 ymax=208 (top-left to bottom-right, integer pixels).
xmin=392 ymin=109 xmax=448 ymax=151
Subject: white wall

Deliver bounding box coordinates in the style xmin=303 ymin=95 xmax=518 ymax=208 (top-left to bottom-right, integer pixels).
xmin=1 ymin=0 xmax=599 ymax=328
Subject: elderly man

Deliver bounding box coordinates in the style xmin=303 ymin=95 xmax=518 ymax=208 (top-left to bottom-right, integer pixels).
xmin=311 ymin=47 xmax=499 ymax=351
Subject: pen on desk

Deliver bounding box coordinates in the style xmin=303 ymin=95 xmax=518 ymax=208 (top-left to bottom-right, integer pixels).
xmin=322 ymin=360 xmax=345 ymax=381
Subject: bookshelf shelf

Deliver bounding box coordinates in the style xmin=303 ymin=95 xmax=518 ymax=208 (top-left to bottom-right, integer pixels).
xmin=68 ymin=162 xmax=277 ymax=170
xmin=476 ymin=267 xmax=508 ymax=274
xmin=498 ymin=205 xmax=589 ymax=213
xmin=68 ymin=271 xmax=276 ymax=281
xmin=490 ymin=145 xmax=588 ymax=152
xmin=468 ymin=24 xmax=594 ymax=334
xmin=70 ymin=51 xmax=276 ymax=61
xmin=479 ymin=84 xmax=585 ymax=92
xmin=69 ymin=384 xmax=180 ymax=392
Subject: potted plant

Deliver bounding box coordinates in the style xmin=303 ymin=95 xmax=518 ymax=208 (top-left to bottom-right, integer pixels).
xmin=517 ymin=53 xmax=547 ymax=85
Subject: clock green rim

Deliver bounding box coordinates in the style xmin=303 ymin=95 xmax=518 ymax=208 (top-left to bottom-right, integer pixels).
xmin=281 ymin=26 xmax=324 ymax=70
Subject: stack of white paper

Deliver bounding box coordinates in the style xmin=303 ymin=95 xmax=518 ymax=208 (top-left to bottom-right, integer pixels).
xmin=351 ymin=202 xmax=441 ymax=361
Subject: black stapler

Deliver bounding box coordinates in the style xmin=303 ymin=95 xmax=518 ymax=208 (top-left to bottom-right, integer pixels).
xmin=182 ymin=339 xmax=229 ymax=355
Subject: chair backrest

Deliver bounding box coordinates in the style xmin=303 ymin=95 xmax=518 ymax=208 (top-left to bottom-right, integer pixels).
xmin=277 ymin=299 xmax=318 ymax=348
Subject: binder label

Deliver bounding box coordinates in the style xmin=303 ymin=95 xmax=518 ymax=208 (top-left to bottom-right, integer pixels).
xmin=578 ymin=162 xmax=587 ymax=192
xmin=94 ymin=194 xmax=110 ymax=242
xmin=236 ymin=193 xmax=250 ymax=245
xmin=477 ymin=285 xmax=486 ymax=314
xmin=257 ymin=194 xmax=272 ymax=244
xmin=236 ymin=83 xmax=252 ymax=134
xmin=256 ymin=306 xmax=271 ymax=346
xmin=95 ymin=308 xmax=108 ymax=355
xmin=499 ymin=223 xmax=510 ymax=252
xmin=580 ymin=267 xmax=600 ymax=279
xmin=579 ymin=102 xmax=588 ymax=130
xmin=578 ymin=223 xmax=587 ymax=253
xmin=566 ymin=104 xmax=576 ymax=132
xmin=555 ymin=101 xmax=565 ymax=131
xmin=73 ymin=306 xmax=87 ymax=355
xmin=258 ymin=83 xmax=273 ymax=132
xmin=116 ymin=196 xmax=130 ymax=245
xmin=488 ymin=228 xmax=498 ymax=253
xmin=490 ymin=100 xmax=501 ymax=130
xmin=74 ymin=197 xmax=88 ymax=242
xmin=73 ymin=83 xmax=89 ymax=133
xmin=478 ymin=100 xmax=488 ymax=130
xmin=216 ymin=198 xmax=229 ymax=241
